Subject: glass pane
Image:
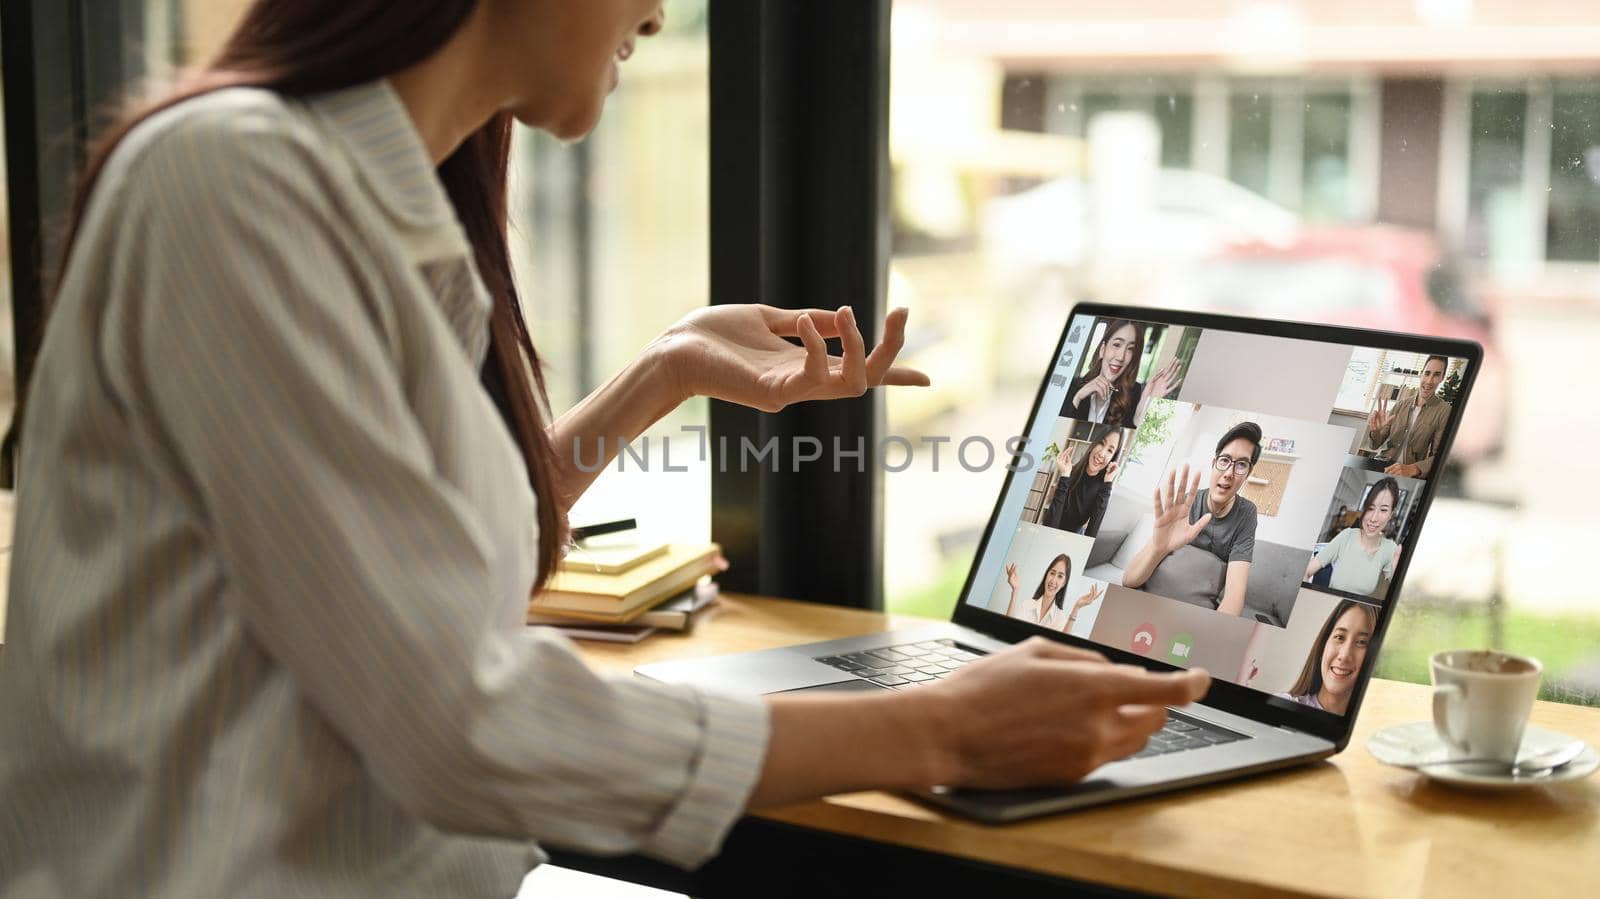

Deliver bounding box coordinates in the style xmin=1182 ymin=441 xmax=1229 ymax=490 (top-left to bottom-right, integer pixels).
xmin=889 ymin=1 xmax=1600 ymax=709
xmin=1465 ymin=89 xmax=1527 ymax=263
xmin=1228 ymin=91 xmax=1273 ymax=199
xmin=1301 ymin=92 xmax=1352 ymax=222
xmin=1546 ymin=85 xmax=1600 ymax=262
xmin=1155 ymin=90 xmax=1194 ymax=169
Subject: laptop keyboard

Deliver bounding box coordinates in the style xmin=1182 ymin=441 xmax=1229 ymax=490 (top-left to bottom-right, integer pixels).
xmin=814 ymin=639 xmax=984 ymax=688
xmin=1128 ymin=710 xmax=1248 ymax=758
xmin=815 ymin=639 xmax=1250 ymax=759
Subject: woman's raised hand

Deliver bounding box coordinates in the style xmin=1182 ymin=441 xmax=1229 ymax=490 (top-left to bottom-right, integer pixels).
xmin=659 ymin=304 xmax=929 ymax=413
xmin=1146 ymin=357 xmax=1182 ymax=402
xmin=1005 ymin=561 xmax=1020 ymax=593
xmin=1074 ymin=583 xmax=1103 ymax=611
xmin=1055 ymin=449 xmax=1074 ymax=476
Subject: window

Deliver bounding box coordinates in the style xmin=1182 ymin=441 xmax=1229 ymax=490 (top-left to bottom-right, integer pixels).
xmin=1302 ymin=92 xmax=1353 ymax=222
xmin=1463 ymin=89 xmax=1527 ymax=264
xmin=888 ymin=0 xmax=1600 ymax=708
xmin=1228 ymin=90 xmax=1274 ymax=200
xmin=1546 ymin=83 xmax=1600 ymax=263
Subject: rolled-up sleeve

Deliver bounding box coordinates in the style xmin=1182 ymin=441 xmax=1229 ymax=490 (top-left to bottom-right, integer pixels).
xmin=101 ymin=104 xmax=768 ymax=869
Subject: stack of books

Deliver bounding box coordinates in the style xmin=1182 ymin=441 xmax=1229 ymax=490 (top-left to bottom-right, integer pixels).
xmin=527 ymin=541 xmax=723 ymax=643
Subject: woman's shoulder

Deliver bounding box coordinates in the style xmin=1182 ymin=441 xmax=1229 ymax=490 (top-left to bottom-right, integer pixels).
xmin=106 ymin=88 xmax=339 ymax=199
xmin=1278 ymin=691 xmax=1322 ymax=709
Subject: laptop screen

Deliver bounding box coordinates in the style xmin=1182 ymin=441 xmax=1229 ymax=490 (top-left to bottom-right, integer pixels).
xmin=961 ymin=308 xmax=1474 ymax=721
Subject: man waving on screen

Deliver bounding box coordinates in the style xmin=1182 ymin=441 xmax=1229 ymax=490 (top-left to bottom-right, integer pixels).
xmin=1121 ymin=422 xmax=1262 ymax=617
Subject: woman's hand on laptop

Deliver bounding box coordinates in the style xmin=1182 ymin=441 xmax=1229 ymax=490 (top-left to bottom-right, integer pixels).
xmin=929 ymin=638 xmax=1211 ymax=789
xmin=749 ymin=639 xmax=1207 ymax=808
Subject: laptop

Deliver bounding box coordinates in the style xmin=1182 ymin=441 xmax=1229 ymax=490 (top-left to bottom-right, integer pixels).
xmin=638 ymin=302 xmax=1480 ymax=822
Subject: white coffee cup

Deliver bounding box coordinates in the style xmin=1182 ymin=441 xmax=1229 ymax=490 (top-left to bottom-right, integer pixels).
xmin=1430 ymin=649 xmax=1543 ymax=763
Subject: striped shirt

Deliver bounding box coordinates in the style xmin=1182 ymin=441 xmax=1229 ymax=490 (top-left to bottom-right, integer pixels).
xmin=0 ymin=80 xmax=768 ymax=898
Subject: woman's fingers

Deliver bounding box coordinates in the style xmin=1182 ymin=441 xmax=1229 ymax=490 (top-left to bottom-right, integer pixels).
xmin=796 ymin=313 xmax=830 ymax=385
xmin=866 ymin=307 xmax=919 ymax=386
xmin=881 ymin=366 xmax=931 ymax=387
xmin=1017 ymin=637 xmax=1107 ymax=664
xmin=762 ymin=305 xmax=845 ymax=338
xmin=836 ymin=306 xmax=868 ymax=394
xmin=1094 ymin=667 xmax=1211 ymax=708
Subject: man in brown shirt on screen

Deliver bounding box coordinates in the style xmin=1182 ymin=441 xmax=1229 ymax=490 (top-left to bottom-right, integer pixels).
xmin=1364 ymin=355 xmax=1452 ymax=479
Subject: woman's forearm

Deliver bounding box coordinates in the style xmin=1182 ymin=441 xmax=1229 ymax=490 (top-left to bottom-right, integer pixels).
xmin=750 ymin=690 xmax=954 ymax=807
xmin=547 ymin=340 xmax=687 ymax=511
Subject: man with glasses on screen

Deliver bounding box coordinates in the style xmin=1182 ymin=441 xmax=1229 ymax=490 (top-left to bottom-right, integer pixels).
xmin=1121 ymin=423 xmax=1263 ymax=617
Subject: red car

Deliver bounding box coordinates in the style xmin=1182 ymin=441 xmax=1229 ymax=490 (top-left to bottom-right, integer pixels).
xmin=1142 ymin=226 xmax=1507 ymax=464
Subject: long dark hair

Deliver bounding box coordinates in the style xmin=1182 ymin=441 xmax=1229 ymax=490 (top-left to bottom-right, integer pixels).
xmin=41 ymin=0 xmax=567 ymax=587
xmin=1360 ymin=477 xmax=1401 ymax=539
xmin=1032 ymin=554 xmax=1073 ymax=610
xmin=1289 ymin=600 xmax=1377 ymax=698
xmin=1085 ymin=319 xmax=1145 ymax=426
xmin=1063 ymin=424 xmax=1123 ymax=498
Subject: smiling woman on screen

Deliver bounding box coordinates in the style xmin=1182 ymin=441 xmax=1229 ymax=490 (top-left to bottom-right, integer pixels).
xmin=0 ymin=2 xmax=1208 ymax=895
xmin=1280 ymin=601 xmax=1376 ymax=715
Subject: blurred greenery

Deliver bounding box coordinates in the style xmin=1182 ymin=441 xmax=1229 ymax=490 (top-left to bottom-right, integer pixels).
xmin=889 ymin=561 xmax=1600 ymax=708
xmin=1126 ymin=398 xmax=1176 ymax=466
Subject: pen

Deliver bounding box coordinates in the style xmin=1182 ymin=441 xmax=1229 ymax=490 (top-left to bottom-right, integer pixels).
xmin=571 ymin=518 xmax=638 ymax=543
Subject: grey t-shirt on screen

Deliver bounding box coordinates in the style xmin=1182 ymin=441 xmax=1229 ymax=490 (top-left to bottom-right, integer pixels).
xmin=1187 ymin=490 xmax=1258 ymax=564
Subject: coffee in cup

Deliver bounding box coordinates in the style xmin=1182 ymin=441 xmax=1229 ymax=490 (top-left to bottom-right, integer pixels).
xmin=1430 ymin=649 xmax=1542 ymax=764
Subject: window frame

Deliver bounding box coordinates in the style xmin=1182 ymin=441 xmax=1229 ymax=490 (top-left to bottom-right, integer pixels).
xmin=707 ymin=0 xmax=893 ymax=609
xmin=1 ymin=0 xmax=147 ymax=484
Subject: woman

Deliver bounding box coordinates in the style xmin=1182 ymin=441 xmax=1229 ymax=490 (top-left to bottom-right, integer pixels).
xmin=1278 ymin=601 xmax=1376 ymax=715
xmin=0 ymin=2 xmax=1210 ymax=895
xmin=1304 ymin=478 xmax=1402 ymax=597
xmin=1004 ymin=556 xmax=1102 ymax=633
xmin=1061 ymin=319 xmax=1181 ymax=429
xmin=1041 ymin=425 xmax=1122 ymax=535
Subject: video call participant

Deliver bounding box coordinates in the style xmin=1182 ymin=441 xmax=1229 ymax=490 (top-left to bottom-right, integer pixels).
xmin=1276 ymin=600 xmax=1376 ymax=715
xmin=1041 ymin=425 xmax=1122 ymax=535
xmin=1364 ymin=355 xmax=1451 ymax=479
xmin=1061 ymin=319 xmax=1181 ymax=430
xmin=1004 ymin=556 xmax=1103 ymax=632
xmin=1122 ymin=423 xmax=1262 ymax=616
xmin=1304 ymin=478 xmax=1401 ymax=597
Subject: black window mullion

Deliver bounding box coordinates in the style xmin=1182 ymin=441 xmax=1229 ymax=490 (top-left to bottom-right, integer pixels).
xmin=2 ymin=0 xmax=147 ymax=485
xmin=708 ymin=0 xmax=891 ymax=609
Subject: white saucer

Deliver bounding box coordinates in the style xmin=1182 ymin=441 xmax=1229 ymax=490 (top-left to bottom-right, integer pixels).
xmin=1366 ymin=721 xmax=1599 ymax=789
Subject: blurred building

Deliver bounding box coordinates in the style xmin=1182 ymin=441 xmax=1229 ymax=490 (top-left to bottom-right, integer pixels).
xmin=899 ymin=0 xmax=1600 ymax=305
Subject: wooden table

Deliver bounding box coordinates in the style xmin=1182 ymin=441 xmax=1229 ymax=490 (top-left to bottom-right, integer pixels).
xmin=557 ymin=594 xmax=1600 ymax=899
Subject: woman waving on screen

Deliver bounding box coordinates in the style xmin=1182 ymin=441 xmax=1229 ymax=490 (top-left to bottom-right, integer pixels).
xmin=1062 ymin=319 xmax=1181 ymax=429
